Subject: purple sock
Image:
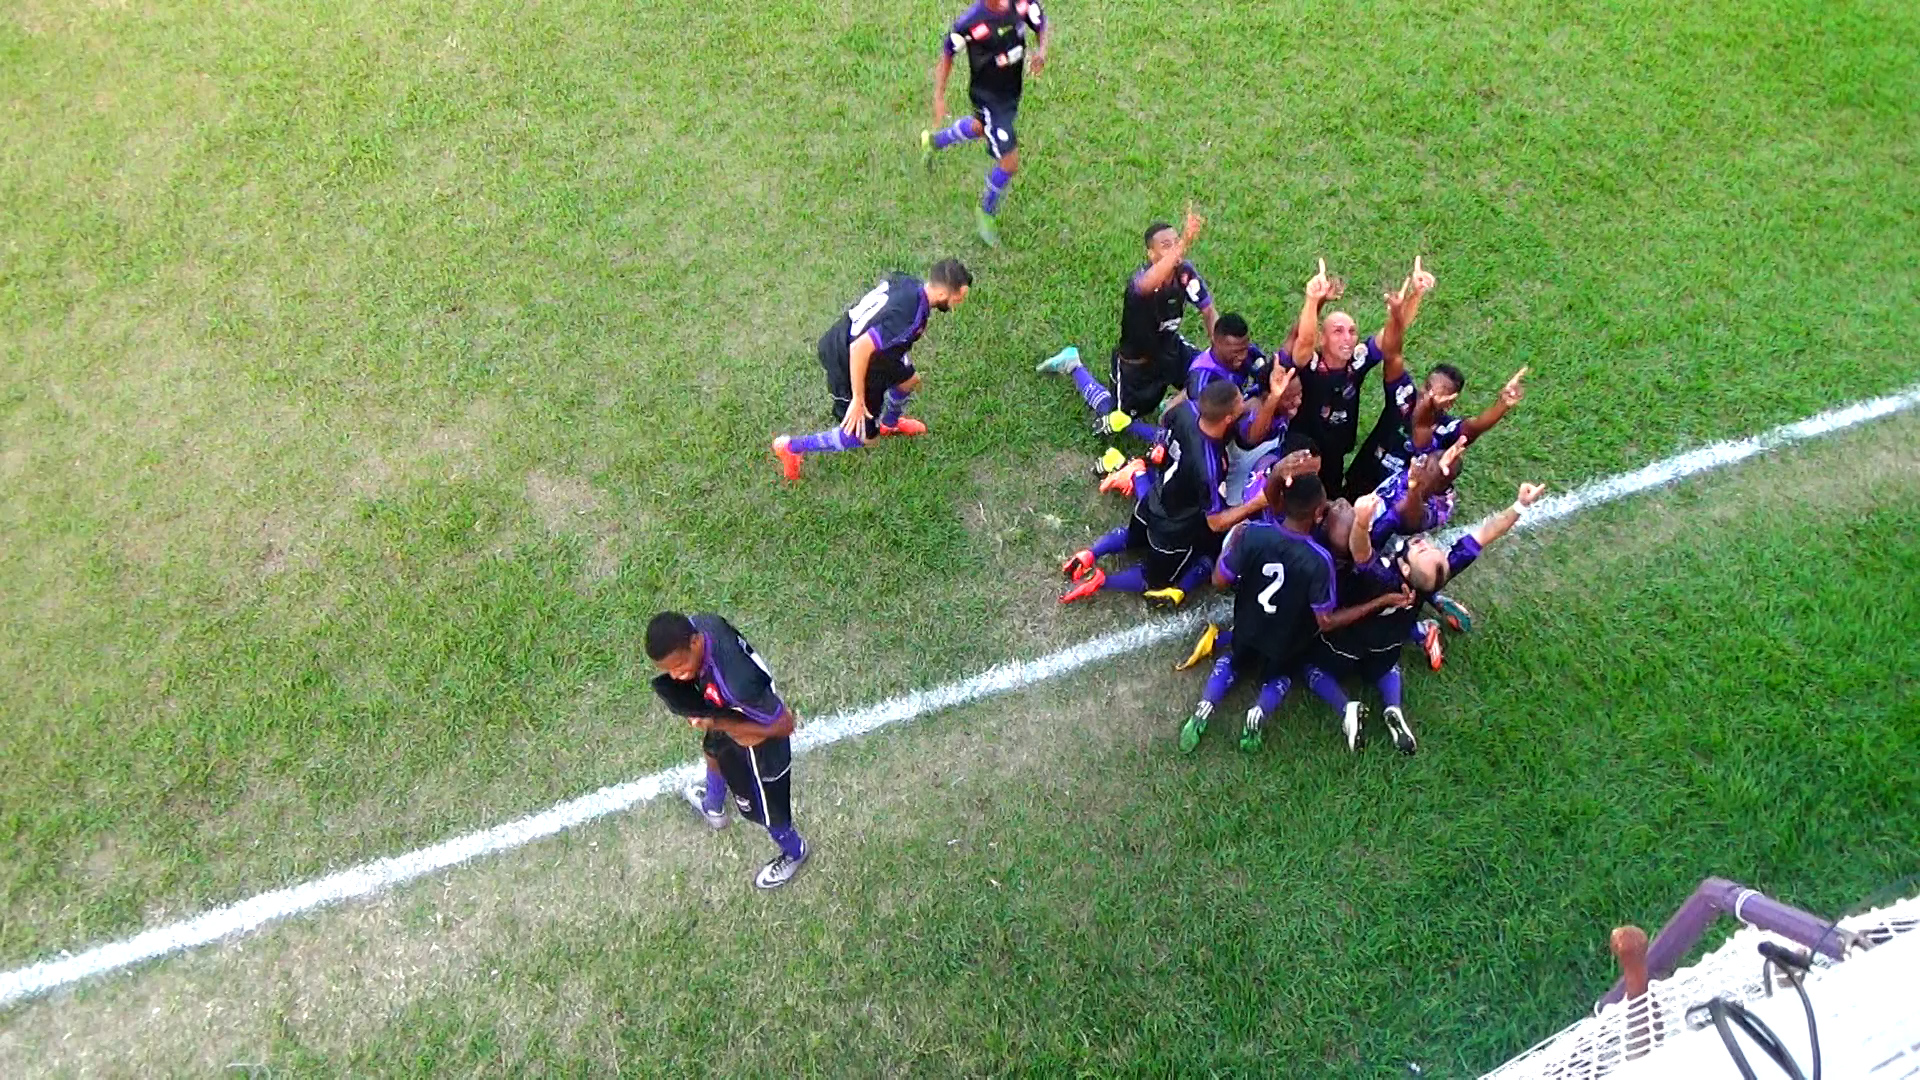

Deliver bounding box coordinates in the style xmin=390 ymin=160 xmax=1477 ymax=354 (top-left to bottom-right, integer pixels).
xmin=1070 ymin=365 xmax=1116 ymax=414
xmin=1408 ymin=622 xmax=1425 ymax=645
xmin=1255 ymin=674 xmax=1292 ymax=713
xmin=788 ymin=427 xmax=863 ymax=454
xmin=702 ymin=764 xmax=726 ymax=814
xmin=1304 ymin=665 xmax=1350 ymax=711
xmin=1176 ymin=555 xmax=1213 ymax=592
xmin=1376 ymin=665 xmax=1403 ymax=708
xmin=880 ymin=387 xmax=911 ymax=426
xmin=768 ymin=824 xmax=805 ymax=861
xmin=1215 ymin=627 xmax=1234 ymax=651
xmin=1200 ymin=654 xmax=1237 ymax=708
xmin=1089 ymin=524 xmax=1130 ymax=559
xmin=932 ymin=116 xmax=979 ymax=149
xmin=982 ymin=164 xmax=1011 ymax=215
xmin=1103 ymin=566 xmax=1150 ymax=592
xmin=1122 ymin=418 xmax=1158 ymax=442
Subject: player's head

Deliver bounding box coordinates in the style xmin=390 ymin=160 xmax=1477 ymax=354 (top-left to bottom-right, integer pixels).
xmin=1426 ymin=363 xmax=1465 ymax=399
xmin=1276 ymin=472 xmax=1328 ymax=528
xmin=1211 ymin=312 xmax=1251 ymax=370
xmin=645 ymin=612 xmax=705 ymax=681
xmin=1400 ymin=536 xmax=1452 ymax=593
xmin=926 ymin=258 xmax=973 ymax=311
xmin=1280 ymin=429 xmax=1320 ymax=474
xmin=1322 ymin=311 xmax=1359 ymax=362
xmin=1320 ymin=497 xmax=1355 ymax=561
xmin=1144 ymin=221 xmax=1179 ymax=259
xmin=1196 ymin=380 xmax=1244 ymax=436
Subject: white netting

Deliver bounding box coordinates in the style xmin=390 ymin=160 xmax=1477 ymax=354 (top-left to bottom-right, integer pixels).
xmin=1484 ymin=890 xmax=1920 ymax=1079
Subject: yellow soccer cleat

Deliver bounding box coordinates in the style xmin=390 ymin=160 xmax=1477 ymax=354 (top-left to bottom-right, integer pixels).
xmin=1175 ymin=622 xmax=1220 ymax=671
xmin=1143 ymin=586 xmax=1186 ymax=609
xmin=1104 ymin=410 xmax=1135 ymax=435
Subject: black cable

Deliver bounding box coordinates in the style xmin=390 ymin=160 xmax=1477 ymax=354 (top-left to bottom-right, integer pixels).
xmin=1707 ymin=997 xmax=1807 ymax=1080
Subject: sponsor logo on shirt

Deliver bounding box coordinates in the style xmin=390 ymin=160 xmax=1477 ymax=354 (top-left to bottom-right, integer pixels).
xmin=971 ymin=23 xmax=991 ymax=39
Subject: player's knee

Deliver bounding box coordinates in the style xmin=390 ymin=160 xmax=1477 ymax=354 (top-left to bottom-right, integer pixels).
xmin=898 ymin=372 xmax=923 ymax=393
xmin=999 ymin=150 xmax=1020 ymax=173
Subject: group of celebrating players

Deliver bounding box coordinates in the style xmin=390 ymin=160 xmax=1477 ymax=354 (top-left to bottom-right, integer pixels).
xmin=643 ymin=0 xmax=1542 ymax=890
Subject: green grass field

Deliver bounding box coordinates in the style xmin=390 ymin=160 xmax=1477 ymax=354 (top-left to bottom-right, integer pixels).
xmin=2 ymin=0 xmax=1918 ymax=1071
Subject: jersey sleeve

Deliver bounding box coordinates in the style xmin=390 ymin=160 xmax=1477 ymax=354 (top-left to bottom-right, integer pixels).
xmin=1384 ymin=369 xmax=1416 ymax=420
xmin=1220 ymin=525 xmax=1255 ymax=585
xmin=1446 ymin=534 xmax=1483 ymax=580
xmin=711 ymin=630 xmax=786 ymax=724
xmin=944 ymin=27 xmax=964 ymax=55
xmin=1179 ymin=263 xmax=1212 ymax=309
xmin=1306 ymin=545 xmax=1337 ymax=615
xmin=866 ymin=290 xmax=928 ymax=353
xmin=1017 ymin=0 xmax=1046 ymax=31
xmin=1353 ymin=336 xmax=1384 ymax=379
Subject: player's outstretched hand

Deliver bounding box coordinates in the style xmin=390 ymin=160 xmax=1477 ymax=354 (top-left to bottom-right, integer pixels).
xmin=1181 ymin=204 xmax=1205 ymax=244
xmin=1030 ymin=47 xmax=1047 ymax=77
xmin=840 ymin=398 xmax=870 ymax=438
xmin=1517 ymin=482 xmax=1546 ymax=507
xmin=1306 ymin=258 xmax=1333 ymax=301
xmin=1500 ymin=366 xmax=1529 ymax=408
xmin=1411 ymin=254 xmax=1436 ymax=294
xmin=1438 ymin=438 xmax=1468 ymax=479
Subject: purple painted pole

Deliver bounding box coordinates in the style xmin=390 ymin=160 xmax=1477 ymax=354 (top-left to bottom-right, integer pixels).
xmin=1598 ymin=877 xmax=1847 ymax=1008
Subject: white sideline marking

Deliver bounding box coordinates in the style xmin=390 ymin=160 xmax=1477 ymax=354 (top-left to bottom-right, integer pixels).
xmin=3 ymin=384 xmax=1918 ymax=1009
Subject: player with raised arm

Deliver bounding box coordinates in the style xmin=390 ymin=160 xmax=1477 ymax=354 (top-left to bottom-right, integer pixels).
xmin=646 ymin=612 xmax=810 ymax=889
xmin=1036 ymin=211 xmax=1218 ymax=447
xmin=923 ymin=0 xmax=1049 ymax=247
xmin=773 ymin=259 xmax=972 ymax=480
xmin=1283 ymin=258 xmax=1416 ymax=495
xmin=1058 ymin=381 xmax=1268 ymax=608
xmin=1178 ymin=473 xmax=1414 ymax=754
xmin=1301 ymin=479 xmax=1547 ymax=754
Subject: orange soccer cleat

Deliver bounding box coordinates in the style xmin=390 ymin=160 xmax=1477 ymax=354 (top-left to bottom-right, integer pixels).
xmin=772 ymin=436 xmax=803 ymax=481
xmin=1059 ymin=567 xmax=1107 ymax=604
xmin=875 ymin=417 xmax=928 ymax=437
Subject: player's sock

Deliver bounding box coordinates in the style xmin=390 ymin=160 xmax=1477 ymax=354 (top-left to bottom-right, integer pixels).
xmin=1199 ymin=653 xmax=1237 ymax=708
xmin=1254 ymin=674 xmax=1292 ymax=714
xmin=1216 ymin=628 xmax=1234 ymax=650
xmin=1070 ymin=366 xmax=1116 ymax=414
xmin=879 ymin=386 xmax=912 ymax=427
xmin=981 ymin=164 xmax=1011 ymax=215
xmin=702 ymin=764 xmax=726 ymax=815
xmin=1304 ymin=665 xmax=1350 ymax=710
xmin=1175 ymin=555 xmax=1213 ymax=593
xmin=1376 ymin=665 xmax=1403 ymax=708
xmin=787 ymin=428 xmax=864 ymax=454
xmin=1120 ymin=418 xmax=1158 ymax=442
xmin=1088 ymin=525 xmax=1130 ymax=559
xmin=768 ymin=824 xmax=806 ymax=862
xmin=932 ymin=116 xmax=979 ymax=149
xmin=1101 ymin=566 xmax=1149 ymax=592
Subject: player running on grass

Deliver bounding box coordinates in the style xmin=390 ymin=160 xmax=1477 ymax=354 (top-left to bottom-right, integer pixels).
xmin=923 ymin=0 xmax=1050 ymax=247
xmin=1035 ymin=210 xmax=1218 ymax=448
xmin=1179 ymin=472 xmax=1415 ymax=753
xmin=1059 ymin=381 xmax=1269 ymax=608
xmin=773 ymin=259 xmax=972 ymax=480
xmin=646 ymin=612 xmax=810 ymax=889
xmin=1300 ymin=477 xmax=1548 ymax=754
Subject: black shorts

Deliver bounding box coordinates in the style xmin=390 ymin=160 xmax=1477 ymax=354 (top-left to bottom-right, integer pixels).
xmin=970 ymin=89 xmax=1020 ymax=159
xmin=1305 ymin=636 xmax=1401 ymax=685
xmin=820 ymin=336 xmax=914 ymax=439
xmin=1110 ymin=336 xmax=1197 ymax=417
xmin=703 ymin=732 xmax=794 ymax=831
xmin=1126 ymin=507 xmax=1214 ymax=590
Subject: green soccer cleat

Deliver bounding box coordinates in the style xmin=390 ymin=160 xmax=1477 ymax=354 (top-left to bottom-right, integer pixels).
xmin=1179 ymin=707 xmax=1211 ymax=754
xmin=975 ymin=205 xmax=1000 ymax=248
xmin=1036 ymin=345 xmax=1082 ymax=374
xmin=920 ymin=129 xmax=934 ymax=171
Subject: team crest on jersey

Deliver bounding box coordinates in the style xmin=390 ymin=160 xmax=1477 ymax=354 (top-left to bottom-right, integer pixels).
xmin=970 ymin=22 xmax=991 ymax=39
xmin=1354 ymin=342 xmax=1370 ymax=362
xmin=703 ymin=684 xmax=725 ymax=708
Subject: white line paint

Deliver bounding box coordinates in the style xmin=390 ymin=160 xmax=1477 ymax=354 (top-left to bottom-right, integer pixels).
xmin=3 ymin=384 xmax=1917 ymax=1009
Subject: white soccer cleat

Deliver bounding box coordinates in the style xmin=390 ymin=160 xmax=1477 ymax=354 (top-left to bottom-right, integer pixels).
xmin=1383 ymin=705 xmax=1417 ymax=756
xmin=1342 ymin=701 xmax=1366 ymax=752
xmin=754 ymin=841 xmax=809 ymax=890
xmin=683 ymin=783 xmax=729 ymax=830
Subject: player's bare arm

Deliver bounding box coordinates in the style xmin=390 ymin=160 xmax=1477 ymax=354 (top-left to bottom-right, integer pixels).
xmin=1206 ymin=492 xmax=1271 ymax=534
xmin=1240 ymin=368 xmax=1296 ymax=446
xmin=1472 ymin=481 xmax=1547 ymax=547
xmin=1316 ymin=586 xmax=1416 ymax=634
xmin=840 ymin=334 xmax=876 ymax=436
xmin=1030 ymin=21 xmax=1049 ymax=75
xmin=1133 ymin=206 xmax=1203 ymax=296
xmin=931 ymin=51 xmax=954 ymax=127
xmin=1464 ymin=366 xmax=1528 ymax=440
xmin=1291 ymin=258 xmax=1337 ymax=366
xmin=1377 ymin=257 xmax=1433 ymax=382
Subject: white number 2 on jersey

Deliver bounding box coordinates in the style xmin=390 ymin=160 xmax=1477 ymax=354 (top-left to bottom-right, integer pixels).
xmin=1257 ymin=562 xmax=1287 ymax=614
xmin=846 ymin=283 xmax=890 ymax=338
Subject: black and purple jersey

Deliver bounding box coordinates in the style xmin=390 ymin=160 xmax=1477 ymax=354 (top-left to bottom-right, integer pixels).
xmin=1370 ymin=463 xmax=1460 ymax=535
xmin=1185 ymin=342 xmax=1273 ymax=400
xmin=1219 ymin=521 xmax=1337 ymax=662
xmin=1333 ymin=535 xmax=1482 ymax=655
xmin=1118 ymin=260 xmax=1211 ymax=363
xmin=945 ymin=0 xmax=1045 ymax=99
xmin=1142 ymin=399 xmax=1229 ymax=547
xmin=1286 ymin=335 xmax=1384 ymax=454
xmin=818 ymin=272 xmax=929 ymax=397
xmin=1349 ymin=369 xmax=1468 ymax=496
xmin=650 ymin=615 xmax=787 ymax=747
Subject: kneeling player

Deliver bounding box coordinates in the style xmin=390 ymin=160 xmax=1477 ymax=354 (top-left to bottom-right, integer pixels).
xmin=773 ymin=259 xmax=972 ymax=480
xmin=646 ymin=612 xmax=810 ymax=890
xmin=1059 ymin=381 xmax=1267 ymax=607
xmin=1179 ymin=472 xmax=1413 ymax=753
xmin=1300 ymin=479 xmax=1546 ymax=754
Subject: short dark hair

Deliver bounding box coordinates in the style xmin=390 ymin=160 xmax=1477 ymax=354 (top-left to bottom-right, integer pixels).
xmin=1281 ymin=429 xmax=1320 ymax=459
xmin=1215 ymin=312 xmax=1249 ymax=339
xmin=928 ymin=258 xmax=972 ymax=290
xmin=1282 ymin=473 xmax=1327 ymax=519
xmin=1430 ymin=363 xmax=1466 ymax=392
xmin=644 ymin=612 xmax=697 ymax=661
xmin=1197 ymin=380 xmax=1241 ymax=422
xmin=1144 ymin=221 xmax=1175 ymax=247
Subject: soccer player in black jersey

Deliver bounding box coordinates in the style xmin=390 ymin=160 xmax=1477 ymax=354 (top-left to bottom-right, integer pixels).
xmin=773 ymin=259 xmax=971 ymax=480
xmin=1058 ymin=381 xmax=1267 ymax=607
xmin=647 ymin=612 xmax=809 ymax=889
xmin=923 ymin=0 xmax=1050 ymax=246
xmin=1178 ymin=473 xmax=1414 ymax=753
xmin=1282 ymin=257 xmax=1419 ymax=495
xmin=1037 ymin=210 xmax=1218 ymax=445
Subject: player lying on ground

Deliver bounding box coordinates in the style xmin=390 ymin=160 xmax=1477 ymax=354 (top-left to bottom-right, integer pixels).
xmin=646 ymin=612 xmax=810 ymax=890
xmin=1283 ymin=257 xmax=1419 ymax=495
xmin=773 ymin=258 xmax=972 ymax=480
xmin=1298 ymin=477 xmax=1547 ymax=755
xmin=1179 ymin=472 xmax=1415 ymax=754
xmin=1035 ymin=210 xmax=1217 ymax=446
xmin=923 ymin=0 xmax=1049 ymax=247
xmin=1058 ymin=381 xmax=1269 ymax=608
